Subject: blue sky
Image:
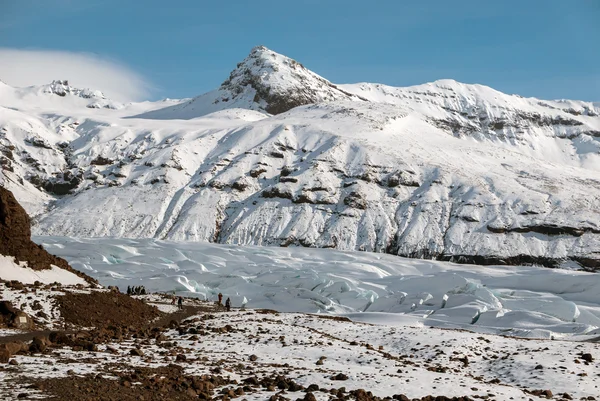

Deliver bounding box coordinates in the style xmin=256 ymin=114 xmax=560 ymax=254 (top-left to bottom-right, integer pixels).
xmin=0 ymin=0 xmax=598 ymax=101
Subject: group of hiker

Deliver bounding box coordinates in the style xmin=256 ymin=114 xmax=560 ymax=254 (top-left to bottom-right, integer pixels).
xmin=126 ymin=285 xmax=233 ymax=312
xmin=171 ymin=296 xmax=184 ymax=309
xmin=170 ymin=292 xmax=231 ymax=311
xmin=217 ymin=292 xmax=231 ymax=311
xmin=126 ymin=285 xmax=146 ymax=295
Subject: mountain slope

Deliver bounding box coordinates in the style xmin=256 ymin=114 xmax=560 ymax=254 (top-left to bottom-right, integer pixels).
xmin=2 ymin=47 xmax=600 ymax=269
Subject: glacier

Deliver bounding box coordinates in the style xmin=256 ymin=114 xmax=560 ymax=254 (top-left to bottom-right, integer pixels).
xmin=35 ymin=235 xmax=600 ymax=339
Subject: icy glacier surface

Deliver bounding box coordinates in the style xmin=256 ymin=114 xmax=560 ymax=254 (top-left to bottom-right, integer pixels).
xmin=36 ymin=236 xmax=600 ymax=339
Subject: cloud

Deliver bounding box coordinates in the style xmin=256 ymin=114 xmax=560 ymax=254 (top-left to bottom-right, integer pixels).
xmin=0 ymin=48 xmax=153 ymax=102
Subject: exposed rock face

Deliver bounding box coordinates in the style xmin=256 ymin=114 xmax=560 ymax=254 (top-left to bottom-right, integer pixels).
xmin=341 ymin=79 xmax=600 ymax=143
xmin=0 ymin=186 xmax=96 ymax=283
xmin=218 ymin=46 xmax=367 ymax=115
xmin=41 ymin=80 xmax=120 ymax=109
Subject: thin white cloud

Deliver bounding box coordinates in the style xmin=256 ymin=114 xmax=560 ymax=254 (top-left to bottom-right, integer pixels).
xmin=0 ymin=48 xmax=153 ymax=102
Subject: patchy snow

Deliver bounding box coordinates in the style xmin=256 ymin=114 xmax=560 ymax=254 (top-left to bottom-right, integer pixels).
xmin=0 ymin=282 xmax=68 ymax=329
xmin=35 ymin=236 xmax=600 ymax=340
xmin=1 ymin=308 xmax=599 ymax=400
xmin=0 ymin=255 xmax=87 ymax=286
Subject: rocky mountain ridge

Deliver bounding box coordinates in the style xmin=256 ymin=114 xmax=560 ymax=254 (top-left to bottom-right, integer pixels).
xmin=1 ymin=46 xmax=600 ymax=268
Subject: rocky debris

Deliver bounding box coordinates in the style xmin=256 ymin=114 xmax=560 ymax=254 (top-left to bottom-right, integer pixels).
xmin=28 ymin=364 xmax=234 ymax=401
xmin=330 ymin=372 xmax=349 ymax=380
xmin=250 ymin=167 xmax=268 ymax=177
xmin=262 ymin=184 xmax=336 ymax=205
xmin=0 ymin=187 xmax=96 ymax=283
xmin=386 ymin=170 xmax=420 ymax=188
xmin=0 ymin=303 xmax=594 ymax=400
xmin=129 ymin=348 xmax=144 ymax=357
xmin=29 ymin=336 xmax=48 ymax=353
xmin=0 ymin=347 xmax=9 ymax=363
xmin=56 ymin=291 xmax=162 ymax=328
xmin=0 ymin=341 xmax=27 ymax=363
xmin=486 ymin=222 xmax=600 ymax=237
xmin=525 ymin=389 xmax=553 ymax=399
xmin=0 ymin=301 xmax=35 ymax=330
xmin=24 ymin=136 xmax=52 ymax=149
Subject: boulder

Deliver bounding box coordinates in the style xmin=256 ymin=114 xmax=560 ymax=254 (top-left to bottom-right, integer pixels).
xmin=0 ymin=301 xmax=35 ymax=330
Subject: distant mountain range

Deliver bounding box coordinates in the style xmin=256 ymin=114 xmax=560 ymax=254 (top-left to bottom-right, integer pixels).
xmin=1 ymin=46 xmax=600 ymax=269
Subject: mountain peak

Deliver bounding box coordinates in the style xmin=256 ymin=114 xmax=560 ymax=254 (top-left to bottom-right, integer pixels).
xmin=43 ymin=79 xmax=106 ymax=99
xmin=216 ymin=46 xmax=364 ymax=115
xmin=8 ymin=80 xmax=124 ymax=110
xmin=136 ymin=46 xmax=366 ymax=119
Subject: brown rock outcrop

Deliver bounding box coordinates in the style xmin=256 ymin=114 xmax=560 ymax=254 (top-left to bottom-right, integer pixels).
xmin=0 ymin=186 xmax=96 ymax=284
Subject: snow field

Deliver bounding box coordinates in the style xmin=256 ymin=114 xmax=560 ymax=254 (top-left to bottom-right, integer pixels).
xmin=0 ymin=255 xmax=88 ymax=286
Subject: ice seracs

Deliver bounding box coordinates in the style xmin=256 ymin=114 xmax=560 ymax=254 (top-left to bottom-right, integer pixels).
xmin=37 ymin=235 xmax=600 ymax=340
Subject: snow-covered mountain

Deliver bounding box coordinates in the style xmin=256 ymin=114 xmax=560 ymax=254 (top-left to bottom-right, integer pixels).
xmin=135 ymin=46 xmax=365 ymax=119
xmin=1 ymin=46 xmax=600 ymax=269
xmin=1 ymin=79 xmax=123 ymax=110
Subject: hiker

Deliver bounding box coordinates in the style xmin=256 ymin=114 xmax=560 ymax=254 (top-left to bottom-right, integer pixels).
xmin=218 ymin=293 xmax=223 ymax=306
xmin=225 ymin=297 xmax=231 ymax=312
xmin=171 ymin=295 xmax=176 ymax=305
xmin=140 ymin=286 xmax=146 ymax=295
xmin=178 ymin=296 xmax=183 ymax=310
xmin=127 ymin=286 xmax=132 ymax=295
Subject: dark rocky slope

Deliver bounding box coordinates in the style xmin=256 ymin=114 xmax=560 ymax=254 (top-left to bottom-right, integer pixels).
xmin=0 ymin=186 xmax=96 ymax=284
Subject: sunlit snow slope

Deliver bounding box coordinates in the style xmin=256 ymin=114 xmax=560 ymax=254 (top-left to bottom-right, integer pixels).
xmin=2 ymin=46 xmax=600 ymax=268
xmin=37 ymin=236 xmax=600 ymax=339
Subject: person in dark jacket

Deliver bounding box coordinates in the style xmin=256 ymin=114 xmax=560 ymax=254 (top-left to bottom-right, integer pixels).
xmin=178 ymin=296 xmax=183 ymax=309
xmin=225 ymin=297 xmax=231 ymax=312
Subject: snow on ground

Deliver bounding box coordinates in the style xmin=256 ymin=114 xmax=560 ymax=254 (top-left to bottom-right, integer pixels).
xmin=1 ymin=309 xmax=598 ymax=399
xmin=36 ymin=236 xmax=600 ymax=340
xmin=0 ymin=282 xmax=74 ymax=330
xmin=0 ymin=255 xmax=88 ymax=286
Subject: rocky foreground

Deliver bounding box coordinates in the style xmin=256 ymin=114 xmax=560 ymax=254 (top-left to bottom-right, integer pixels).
xmin=0 ymin=183 xmax=599 ymax=400
xmin=1 ymin=280 xmax=599 ymax=401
